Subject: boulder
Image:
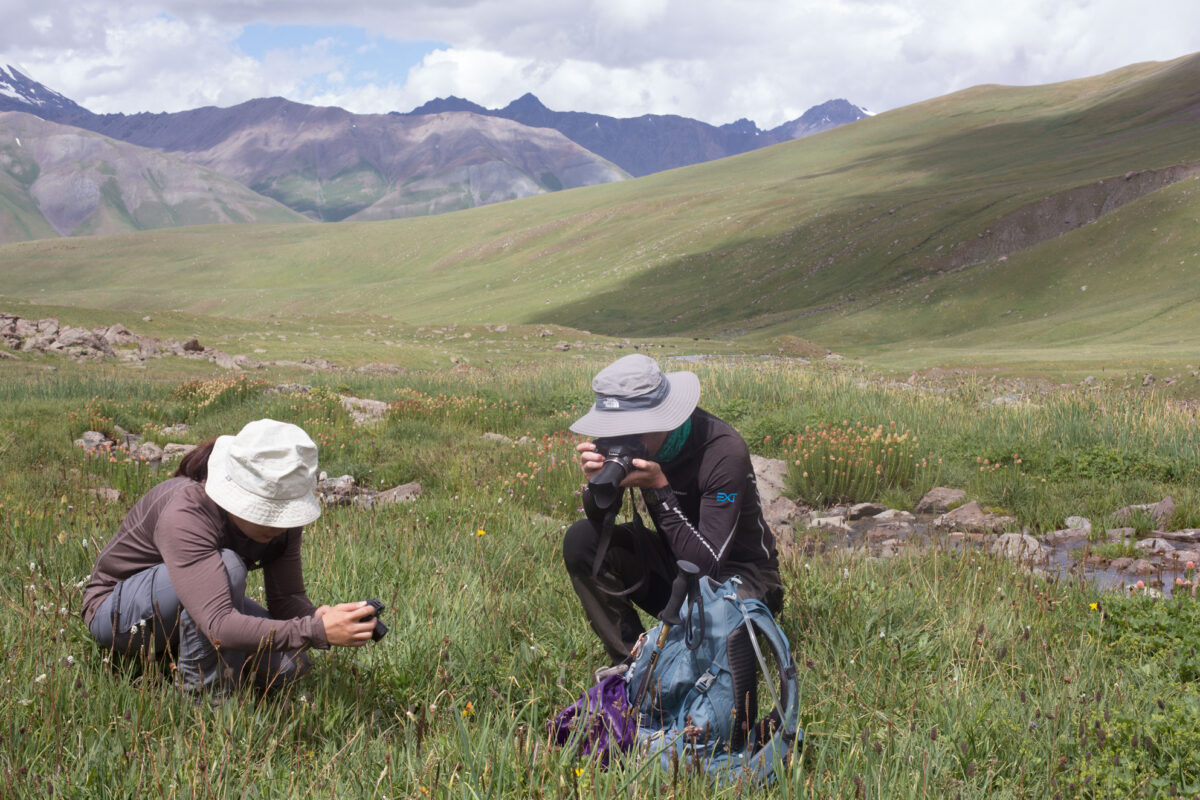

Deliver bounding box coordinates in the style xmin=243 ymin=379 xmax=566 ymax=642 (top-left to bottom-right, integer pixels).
xmin=1126 ymin=559 xmax=1157 ymax=575
xmin=916 ymin=487 xmax=966 ymax=514
xmin=874 ymin=509 xmax=916 ymax=524
xmin=750 ymin=455 xmax=789 ymax=508
xmin=162 ymin=443 xmax=197 ymax=459
xmin=1044 ymin=528 xmax=1089 ymax=546
xmin=74 ymin=431 xmax=113 ymax=452
xmin=132 ymin=442 xmax=164 ymax=463
xmin=359 ymin=481 xmax=424 ymax=508
xmin=763 ymin=496 xmax=804 ymax=535
xmin=810 ymin=515 xmax=852 ymax=533
xmin=86 ymin=488 xmax=123 ymax=503
xmin=1064 ymin=516 xmax=1092 ymax=533
xmin=1112 ymin=496 xmax=1175 ymax=528
xmin=317 ymin=474 xmax=358 ymax=506
xmin=848 ymin=502 xmax=887 ymax=520
xmin=1135 ymin=537 xmax=1175 ymax=554
xmin=1106 ymin=527 xmax=1136 ymax=543
xmin=340 ymin=396 xmax=389 ymax=426
xmin=991 ymin=533 xmax=1045 ymax=561
xmin=482 ymin=432 xmax=516 ymax=445
xmin=100 ymin=324 xmax=138 ymax=346
xmin=934 ymin=501 xmax=1016 ymax=534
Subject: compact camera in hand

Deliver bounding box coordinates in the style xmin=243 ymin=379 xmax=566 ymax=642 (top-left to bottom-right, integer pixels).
xmin=363 ymin=598 xmax=389 ymax=641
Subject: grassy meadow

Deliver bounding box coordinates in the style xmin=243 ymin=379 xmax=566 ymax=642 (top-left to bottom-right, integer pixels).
xmin=4 ymin=350 xmax=1200 ymax=799
xmin=4 ymin=49 xmax=1200 ymax=799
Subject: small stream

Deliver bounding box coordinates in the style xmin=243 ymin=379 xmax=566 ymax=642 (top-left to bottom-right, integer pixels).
xmin=813 ymin=513 xmax=1196 ymax=598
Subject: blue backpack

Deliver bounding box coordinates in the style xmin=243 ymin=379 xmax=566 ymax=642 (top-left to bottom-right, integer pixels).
xmin=625 ymin=566 xmax=802 ymax=782
xmin=551 ymin=562 xmax=802 ymax=783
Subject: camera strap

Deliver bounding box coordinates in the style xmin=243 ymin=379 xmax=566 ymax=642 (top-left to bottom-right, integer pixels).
xmin=592 ymin=487 xmax=651 ymax=597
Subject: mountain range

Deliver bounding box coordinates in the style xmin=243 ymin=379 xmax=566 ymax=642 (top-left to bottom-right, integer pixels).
xmin=402 ymin=93 xmax=868 ymax=177
xmin=0 ymin=64 xmax=867 ymax=242
xmin=3 ymin=52 xmax=1198 ymax=366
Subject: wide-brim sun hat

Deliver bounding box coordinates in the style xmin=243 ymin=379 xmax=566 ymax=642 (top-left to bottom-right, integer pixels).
xmin=570 ymin=354 xmax=700 ymax=437
xmin=205 ymin=418 xmax=322 ymax=528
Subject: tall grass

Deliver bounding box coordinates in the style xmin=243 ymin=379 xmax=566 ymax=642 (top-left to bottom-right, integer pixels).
xmin=3 ymin=359 xmax=1200 ymax=797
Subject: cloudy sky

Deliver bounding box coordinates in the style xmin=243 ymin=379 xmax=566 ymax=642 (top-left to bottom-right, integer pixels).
xmin=3 ymin=0 xmax=1199 ymax=127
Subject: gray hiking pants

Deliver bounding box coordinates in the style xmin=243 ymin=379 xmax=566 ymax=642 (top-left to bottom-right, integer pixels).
xmin=87 ymin=549 xmax=310 ymax=693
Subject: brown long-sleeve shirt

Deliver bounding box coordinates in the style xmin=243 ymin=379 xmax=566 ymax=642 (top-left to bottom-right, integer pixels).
xmin=82 ymin=477 xmax=328 ymax=650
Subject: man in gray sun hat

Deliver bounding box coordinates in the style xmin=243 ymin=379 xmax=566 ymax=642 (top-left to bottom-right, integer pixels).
xmin=564 ymin=354 xmax=783 ymax=669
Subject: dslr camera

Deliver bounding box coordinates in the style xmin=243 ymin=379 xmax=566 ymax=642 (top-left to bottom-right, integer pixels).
xmin=588 ymin=435 xmax=648 ymax=510
xmin=363 ymin=598 xmax=389 ymax=642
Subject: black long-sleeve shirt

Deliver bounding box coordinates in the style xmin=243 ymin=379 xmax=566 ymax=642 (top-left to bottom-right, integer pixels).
xmin=586 ymin=408 xmax=779 ymax=583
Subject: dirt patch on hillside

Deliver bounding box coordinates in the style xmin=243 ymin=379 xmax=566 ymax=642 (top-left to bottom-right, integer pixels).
xmin=937 ymin=162 xmax=1200 ymax=272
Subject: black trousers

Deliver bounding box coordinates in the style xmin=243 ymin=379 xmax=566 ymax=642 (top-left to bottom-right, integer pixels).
xmin=563 ymin=516 xmax=784 ymax=665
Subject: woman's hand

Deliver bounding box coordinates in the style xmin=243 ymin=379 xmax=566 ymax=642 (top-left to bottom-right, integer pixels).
xmin=317 ymin=601 xmax=377 ymax=647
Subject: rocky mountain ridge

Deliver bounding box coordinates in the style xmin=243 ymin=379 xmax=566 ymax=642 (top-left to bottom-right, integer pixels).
xmin=404 ymin=93 xmax=869 ymax=177
xmin=0 ymin=66 xmax=628 ymax=231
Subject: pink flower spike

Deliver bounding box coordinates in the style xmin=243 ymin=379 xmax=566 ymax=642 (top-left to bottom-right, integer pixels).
xmin=1188 ymin=561 xmax=1196 ymax=570
xmin=1136 ymin=580 xmax=1145 ymax=589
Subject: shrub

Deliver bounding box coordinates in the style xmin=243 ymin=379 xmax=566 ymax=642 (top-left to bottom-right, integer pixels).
xmin=782 ymin=420 xmax=935 ymax=506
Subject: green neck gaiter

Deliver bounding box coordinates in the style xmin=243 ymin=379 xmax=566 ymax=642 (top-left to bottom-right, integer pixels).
xmin=653 ymin=418 xmax=692 ymax=463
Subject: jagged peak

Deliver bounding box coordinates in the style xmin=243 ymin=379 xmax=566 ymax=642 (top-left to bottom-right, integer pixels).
xmin=503 ymin=93 xmax=551 ymax=114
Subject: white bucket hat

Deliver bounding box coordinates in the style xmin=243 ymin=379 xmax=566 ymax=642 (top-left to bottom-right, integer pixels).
xmin=205 ymin=419 xmax=321 ymax=528
xmin=569 ymin=354 xmax=700 ymax=438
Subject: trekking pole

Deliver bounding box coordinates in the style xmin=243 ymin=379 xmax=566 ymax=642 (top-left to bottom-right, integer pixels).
xmin=631 ymin=560 xmax=700 ymax=713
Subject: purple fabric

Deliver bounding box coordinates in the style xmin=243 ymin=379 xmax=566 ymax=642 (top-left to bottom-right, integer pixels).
xmin=548 ymin=674 xmax=637 ymax=765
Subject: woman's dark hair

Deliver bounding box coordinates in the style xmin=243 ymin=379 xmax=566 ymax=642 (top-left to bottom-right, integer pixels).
xmin=176 ymin=439 xmax=218 ymax=482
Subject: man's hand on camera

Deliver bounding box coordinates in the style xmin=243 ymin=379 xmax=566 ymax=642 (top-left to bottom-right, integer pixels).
xmin=576 ymin=441 xmax=604 ymax=479
xmin=623 ymin=458 xmax=669 ymax=489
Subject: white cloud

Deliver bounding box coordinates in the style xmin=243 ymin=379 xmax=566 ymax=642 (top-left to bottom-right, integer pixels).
xmin=1 ymin=0 xmax=1199 ymax=125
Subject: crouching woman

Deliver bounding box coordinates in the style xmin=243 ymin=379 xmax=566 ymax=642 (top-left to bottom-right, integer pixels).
xmin=81 ymin=419 xmax=377 ymax=695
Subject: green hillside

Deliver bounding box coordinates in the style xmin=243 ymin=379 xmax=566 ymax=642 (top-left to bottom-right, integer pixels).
xmin=1 ymin=54 xmax=1198 ymax=366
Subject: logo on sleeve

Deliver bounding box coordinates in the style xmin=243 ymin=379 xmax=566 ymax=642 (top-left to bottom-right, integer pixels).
xmin=715 ymin=491 xmax=738 ymax=503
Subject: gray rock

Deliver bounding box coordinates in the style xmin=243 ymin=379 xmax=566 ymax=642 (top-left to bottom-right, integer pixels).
xmin=848 ymin=502 xmax=887 ymax=520
xmin=317 ymin=474 xmax=358 ymax=506
xmin=101 ymin=324 xmax=138 ymax=346
xmin=86 ymin=488 xmax=123 ymax=503
xmin=340 ymin=396 xmax=389 ymax=426
xmin=1106 ymin=527 xmax=1136 ymax=543
xmin=162 ymin=443 xmax=197 ymax=459
xmin=482 ymin=432 xmax=515 ymax=445
xmin=1127 ymin=559 xmax=1157 ymax=575
xmin=133 ymin=442 xmax=164 ymax=463
xmin=874 ymin=509 xmax=916 ymax=524
xmin=1064 ymin=516 xmax=1092 ymax=532
xmin=212 ymin=351 xmax=240 ymax=370
xmin=810 ymin=515 xmax=852 ymax=533
xmin=1044 ymin=528 xmax=1089 ymax=545
xmin=74 ymin=431 xmax=112 ymax=452
xmin=1161 ymin=529 xmax=1200 ymax=544
xmin=763 ymin=496 xmax=804 ymax=535
xmin=358 ymin=481 xmax=424 ymax=508
xmin=750 ymin=455 xmax=789 ymax=508
xmin=1112 ymin=496 xmax=1175 ymax=528
xmin=916 ymin=487 xmax=966 ymax=514
xmin=992 ymin=533 xmax=1045 ymax=561
xmin=1135 ymin=537 xmax=1176 ymax=554
xmin=934 ymin=501 xmax=1016 ymax=533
